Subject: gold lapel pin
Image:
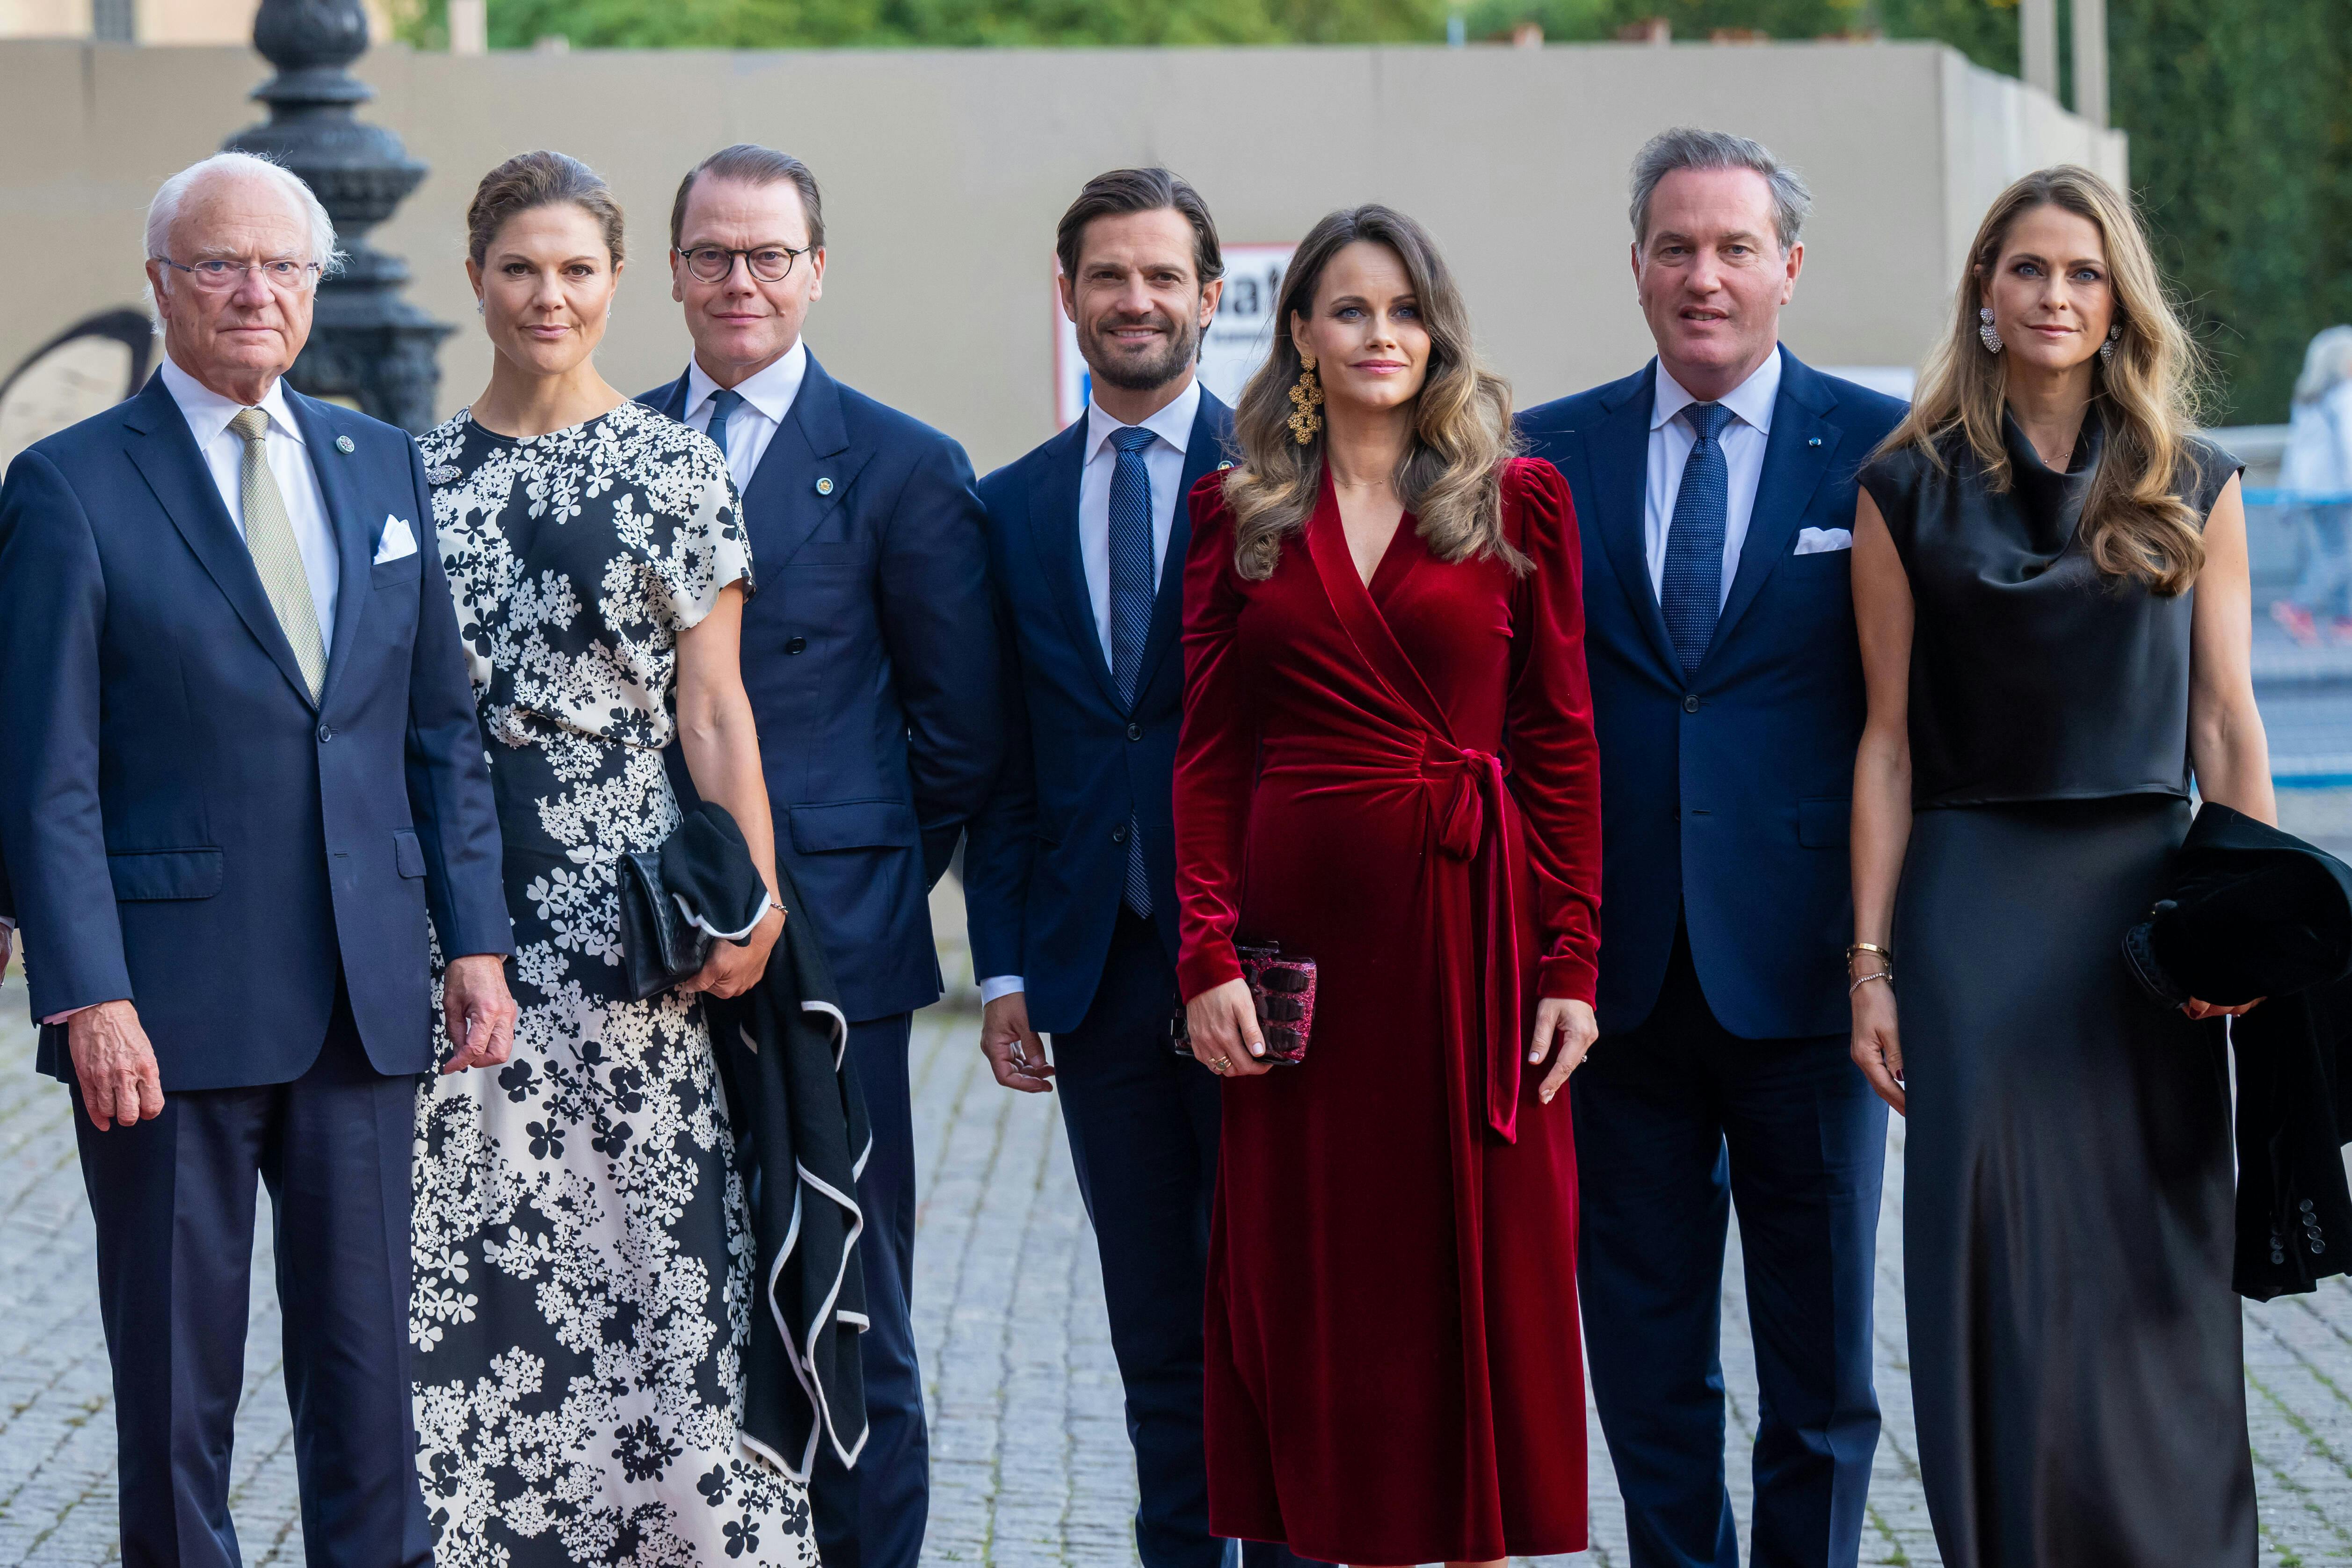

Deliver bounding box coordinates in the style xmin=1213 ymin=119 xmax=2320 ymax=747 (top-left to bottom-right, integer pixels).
xmin=816 ymin=476 xmax=835 ymax=495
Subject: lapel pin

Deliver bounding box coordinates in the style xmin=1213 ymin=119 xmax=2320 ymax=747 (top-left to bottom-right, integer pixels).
xmin=1807 ymin=436 xmax=1822 ymax=447
xmin=815 ymin=476 xmax=835 ymax=495
xmin=1219 ymin=460 xmax=1234 ymax=471
xmin=335 ymin=435 xmax=355 ymax=454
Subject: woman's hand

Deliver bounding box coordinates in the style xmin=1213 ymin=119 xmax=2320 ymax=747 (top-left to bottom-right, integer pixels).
xmin=2184 ymin=995 xmax=2264 ymax=1020
xmin=1850 ymin=977 xmax=1906 ymax=1115
xmin=1184 ymin=978 xmax=1273 ymax=1079
xmin=1531 ymin=996 xmax=1598 ymax=1105
xmin=680 ymin=903 xmax=785 ymax=1000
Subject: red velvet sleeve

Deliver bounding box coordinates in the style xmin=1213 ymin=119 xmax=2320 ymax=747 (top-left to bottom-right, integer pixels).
xmin=1173 ymin=476 xmax=1255 ymax=1002
xmin=1502 ymin=457 xmax=1604 ymax=1004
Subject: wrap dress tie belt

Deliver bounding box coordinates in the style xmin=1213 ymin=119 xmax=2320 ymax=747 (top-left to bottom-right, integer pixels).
xmin=1422 ymin=735 xmax=1527 ymax=1142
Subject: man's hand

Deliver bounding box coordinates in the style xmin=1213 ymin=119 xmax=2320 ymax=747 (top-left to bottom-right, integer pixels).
xmin=1530 ymin=996 xmax=1599 ymax=1105
xmin=442 ymin=954 xmax=518 ymax=1074
xmin=0 ymin=924 xmax=13 ymax=973
xmin=980 ymin=992 xmax=1053 ymax=1093
xmin=69 ymin=1000 xmax=163 ymax=1131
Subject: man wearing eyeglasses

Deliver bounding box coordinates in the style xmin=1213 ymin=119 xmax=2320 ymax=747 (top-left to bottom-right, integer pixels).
xmin=641 ymin=143 xmax=1003 ymax=1568
xmin=0 ymin=152 xmax=514 ymax=1567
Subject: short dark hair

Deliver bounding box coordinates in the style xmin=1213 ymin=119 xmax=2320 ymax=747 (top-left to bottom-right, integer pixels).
xmin=670 ymin=144 xmax=825 ymax=253
xmin=1054 ymin=167 xmax=1223 ymax=288
xmin=467 ymin=150 xmax=624 ymax=266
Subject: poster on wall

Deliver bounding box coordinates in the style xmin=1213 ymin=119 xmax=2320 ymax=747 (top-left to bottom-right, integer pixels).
xmin=1054 ymin=244 xmax=1295 ymax=428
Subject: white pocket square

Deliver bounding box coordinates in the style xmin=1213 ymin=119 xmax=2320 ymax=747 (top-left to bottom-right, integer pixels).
xmin=375 ymin=514 xmax=419 ymax=564
xmin=1793 ymin=527 xmax=1853 ymax=556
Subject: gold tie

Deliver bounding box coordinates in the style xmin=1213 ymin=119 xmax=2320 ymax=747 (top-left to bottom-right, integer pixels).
xmin=227 ymin=407 xmax=326 ymax=700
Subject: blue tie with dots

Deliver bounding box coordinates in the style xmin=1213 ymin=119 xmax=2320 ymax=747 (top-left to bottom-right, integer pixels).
xmin=1107 ymin=425 xmax=1156 ymax=917
xmin=1661 ymin=400 xmax=1731 ymax=677
xmin=704 ymin=387 xmax=747 ymax=466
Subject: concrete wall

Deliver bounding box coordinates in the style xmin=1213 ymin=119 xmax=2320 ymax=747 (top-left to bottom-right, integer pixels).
xmin=0 ymin=36 xmax=2123 ymax=471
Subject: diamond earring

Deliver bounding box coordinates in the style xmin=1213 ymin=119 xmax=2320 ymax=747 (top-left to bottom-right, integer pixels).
xmin=2100 ymin=324 xmax=2122 ymax=365
xmin=1978 ymin=306 xmax=2004 ymax=355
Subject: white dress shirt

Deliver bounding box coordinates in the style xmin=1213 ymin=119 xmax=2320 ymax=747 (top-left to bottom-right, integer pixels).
xmin=161 ymin=355 xmax=340 ymax=648
xmin=683 ymin=339 xmax=809 ymax=493
xmin=1644 ymin=348 xmax=1782 ymax=608
xmin=977 ymin=379 xmax=1202 ymax=1008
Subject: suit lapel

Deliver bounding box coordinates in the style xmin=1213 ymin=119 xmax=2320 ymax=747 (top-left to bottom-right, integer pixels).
xmin=741 ymin=353 xmax=867 ymax=573
xmin=1137 ymin=391 xmax=1229 ymax=702
xmin=1591 ymin=364 xmax=1682 ymax=679
xmin=1710 ymin=350 xmax=1837 ymax=657
xmin=120 ymin=377 xmax=316 ymax=707
xmin=290 ymin=392 xmax=373 ymax=709
xmin=1028 ymin=419 xmax=1121 ymax=711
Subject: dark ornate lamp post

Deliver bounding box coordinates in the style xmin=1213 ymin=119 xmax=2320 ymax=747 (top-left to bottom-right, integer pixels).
xmin=225 ymin=0 xmax=450 ymax=433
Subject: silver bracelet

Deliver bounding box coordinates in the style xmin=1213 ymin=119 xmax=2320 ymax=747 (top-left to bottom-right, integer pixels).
xmin=1849 ymin=970 xmax=1894 ymax=994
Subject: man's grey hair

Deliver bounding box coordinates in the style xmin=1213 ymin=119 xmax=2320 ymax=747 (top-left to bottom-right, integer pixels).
xmin=1628 ymin=127 xmax=1812 ymax=254
xmin=145 ymin=152 xmax=343 ymax=282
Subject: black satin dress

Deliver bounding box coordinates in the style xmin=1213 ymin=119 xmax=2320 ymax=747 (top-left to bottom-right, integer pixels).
xmin=1861 ymin=414 xmax=2254 ymax=1568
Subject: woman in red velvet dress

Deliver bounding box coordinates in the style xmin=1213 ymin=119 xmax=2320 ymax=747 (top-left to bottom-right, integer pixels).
xmin=1175 ymin=204 xmax=1602 ymax=1568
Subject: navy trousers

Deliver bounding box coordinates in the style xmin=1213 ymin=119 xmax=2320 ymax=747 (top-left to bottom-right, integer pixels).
xmin=1055 ymin=910 xmax=1317 ymax=1568
xmin=73 ymin=985 xmax=430 ymax=1568
xmin=1570 ymin=925 xmax=1887 ymax=1568
xmin=814 ymin=1011 xmax=929 ymax=1568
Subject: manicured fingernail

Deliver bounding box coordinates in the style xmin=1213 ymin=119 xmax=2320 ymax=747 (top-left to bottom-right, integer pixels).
xmin=1529 ymin=1048 xmax=1543 ymax=1062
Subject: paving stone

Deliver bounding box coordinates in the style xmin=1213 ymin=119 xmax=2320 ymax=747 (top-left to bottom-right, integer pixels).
xmin=7 ymin=958 xmax=2352 ymax=1566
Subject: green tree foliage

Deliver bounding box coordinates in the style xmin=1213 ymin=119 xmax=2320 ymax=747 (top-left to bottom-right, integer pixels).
xmin=393 ymin=0 xmax=2348 ymax=418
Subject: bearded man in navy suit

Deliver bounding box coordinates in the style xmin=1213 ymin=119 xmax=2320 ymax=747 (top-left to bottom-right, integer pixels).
xmin=1518 ymin=130 xmax=1906 ymax=1568
xmin=0 ymin=153 xmax=515 ymax=1568
xmin=641 ymin=144 xmax=1003 ymax=1568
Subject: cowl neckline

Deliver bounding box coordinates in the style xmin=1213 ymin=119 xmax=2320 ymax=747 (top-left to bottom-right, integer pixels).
xmin=2001 ymin=405 xmax=2105 ymax=559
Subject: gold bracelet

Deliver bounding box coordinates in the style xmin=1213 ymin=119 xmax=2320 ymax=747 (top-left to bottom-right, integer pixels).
xmin=1845 ymin=942 xmax=1894 ymax=967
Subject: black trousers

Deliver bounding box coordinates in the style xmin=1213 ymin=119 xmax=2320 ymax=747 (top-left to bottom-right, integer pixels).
xmin=1055 ymin=909 xmax=1318 ymax=1568
xmin=73 ymin=985 xmax=431 ymax=1568
xmin=1569 ymin=925 xmax=1887 ymax=1568
xmin=813 ymin=1010 xmax=928 ymax=1568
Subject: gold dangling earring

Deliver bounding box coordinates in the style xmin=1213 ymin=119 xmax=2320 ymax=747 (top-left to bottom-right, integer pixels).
xmin=1286 ymin=352 xmax=1324 ymax=445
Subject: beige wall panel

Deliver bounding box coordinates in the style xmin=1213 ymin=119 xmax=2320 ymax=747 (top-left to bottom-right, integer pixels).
xmin=0 ymin=37 xmax=2117 ymax=472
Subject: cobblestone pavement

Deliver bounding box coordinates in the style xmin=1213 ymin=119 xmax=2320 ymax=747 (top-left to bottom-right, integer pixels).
xmin=6 ymin=956 xmax=2352 ymax=1567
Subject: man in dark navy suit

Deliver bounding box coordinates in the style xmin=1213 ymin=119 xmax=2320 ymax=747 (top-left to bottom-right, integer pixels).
xmin=964 ymin=169 xmax=1308 ymax=1568
xmin=0 ymin=154 xmax=516 ymax=1568
xmin=642 ymin=144 xmax=1002 ymax=1568
xmin=1519 ymin=130 xmax=1907 ymax=1568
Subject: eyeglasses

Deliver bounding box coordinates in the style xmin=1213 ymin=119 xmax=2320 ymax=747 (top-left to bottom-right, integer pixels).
xmin=152 ymin=256 xmax=324 ymax=292
xmin=680 ymin=244 xmax=810 ymax=284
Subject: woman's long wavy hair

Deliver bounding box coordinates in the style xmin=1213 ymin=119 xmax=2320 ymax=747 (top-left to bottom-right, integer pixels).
xmin=1879 ymin=166 xmax=2210 ymax=595
xmin=1223 ymin=204 xmax=1523 ymax=581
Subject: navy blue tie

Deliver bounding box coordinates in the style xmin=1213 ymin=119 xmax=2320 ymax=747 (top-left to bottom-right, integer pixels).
xmin=1661 ymin=401 xmax=1731 ymax=677
xmin=704 ymin=387 xmax=746 ymax=465
xmin=1107 ymin=425 xmax=1157 ymax=916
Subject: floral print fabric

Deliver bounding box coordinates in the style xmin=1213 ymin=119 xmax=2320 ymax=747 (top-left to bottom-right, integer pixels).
xmin=409 ymin=402 xmax=812 ymax=1567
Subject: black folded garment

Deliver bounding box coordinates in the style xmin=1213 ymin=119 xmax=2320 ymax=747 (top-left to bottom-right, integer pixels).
xmin=2122 ymin=803 xmax=2352 ymax=1300
xmin=2122 ymin=802 xmax=2352 ymax=1009
xmin=617 ymin=804 xmax=772 ymax=1002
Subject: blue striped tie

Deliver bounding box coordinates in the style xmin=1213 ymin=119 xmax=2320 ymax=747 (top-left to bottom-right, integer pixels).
xmin=1661 ymin=400 xmax=1730 ymax=677
xmin=1107 ymin=425 xmax=1156 ymax=917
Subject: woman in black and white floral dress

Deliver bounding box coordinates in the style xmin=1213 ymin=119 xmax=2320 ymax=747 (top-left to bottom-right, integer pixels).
xmin=409 ymin=152 xmax=812 ymax=1567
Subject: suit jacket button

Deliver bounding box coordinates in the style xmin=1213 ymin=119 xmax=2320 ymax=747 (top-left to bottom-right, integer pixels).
xmin=1111 ymin=823 xmax=1129 ymax=844
xmin=1126 ymin=722 xmax=1143 ymax=741
xmin=1682 ymin=693 xmax=1701 ymax=714
xmin=317 ymin=723 xmax=334 ymax=742
xmin=785 ymin=636 xmax=807 ymax=654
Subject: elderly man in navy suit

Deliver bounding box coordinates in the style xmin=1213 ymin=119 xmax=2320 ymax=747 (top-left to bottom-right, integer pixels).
xmin=0 ymin=152 xmax=516 ymax=1568
xmin=642 ymin=144 xmax=1003 ymax=1568
xmin=1518 ymin=129 xmax=1907 ymax=1568
xmin=964 ymin=169 xmax=1310 ymax=1568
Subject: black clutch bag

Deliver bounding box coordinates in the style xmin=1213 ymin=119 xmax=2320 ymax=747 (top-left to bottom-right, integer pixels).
xmin=618 ymin=849 xmax=711 ymax=1002
xmin=617 ymin=803 xmax=770 ymax=1003
xmin=1169 ymin=942 xmax=1317 ymax=1067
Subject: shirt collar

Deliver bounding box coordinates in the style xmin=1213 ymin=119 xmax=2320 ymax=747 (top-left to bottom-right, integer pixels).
xmin=686 ymin=337 xmax=808 ymax=427
xmin=160 ymin=354 xmax=305 ymax=447
xmin=1084 ymin=377 xmax=1202 ymax=465
xmin=1650 ymin=345 xmax=1782 ymax=436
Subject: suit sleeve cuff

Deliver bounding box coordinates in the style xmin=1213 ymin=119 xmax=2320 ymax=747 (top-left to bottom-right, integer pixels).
xmin=41 ymin=1001 xmax=110 ymax=1026
xmin=978 ymin=975 xmax=1025 ymax=1005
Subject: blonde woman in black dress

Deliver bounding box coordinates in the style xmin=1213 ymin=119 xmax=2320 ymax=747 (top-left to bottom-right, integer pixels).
xmin=1848 ymin=167 xmax=2271 ymax=1566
